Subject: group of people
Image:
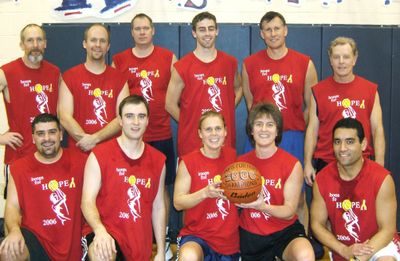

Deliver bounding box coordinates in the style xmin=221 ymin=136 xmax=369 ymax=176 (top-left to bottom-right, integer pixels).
xmin=0 ymin=8 xmax=398 ymax=261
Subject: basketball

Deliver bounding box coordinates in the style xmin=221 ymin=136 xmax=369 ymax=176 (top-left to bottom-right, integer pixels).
xmin=221 ymin=162 xmax=262 ymax=204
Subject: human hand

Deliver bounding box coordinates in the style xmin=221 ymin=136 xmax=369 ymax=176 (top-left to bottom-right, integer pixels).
xmin=0 ymin=132 xmax=23 ymax=150
xmin=0 ymin=229 xmax=25 ymax=260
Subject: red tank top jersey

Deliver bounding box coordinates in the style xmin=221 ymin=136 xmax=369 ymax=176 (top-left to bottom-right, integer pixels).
xmin=238 ymin=148 xmax=298 ymax=235
xmin=316 ymin=159 xmax=399 ymax=261
xmin=90 ymin=139 xmax=165 ymax=261
xmin=244 ymin=49 xmax=309 ymax=131
xmin=179 ymin=147 xmax=239 ymax=255
xmin=313 ymin=76 xmax=376 ymax=162
xmin=174 ymin=51 xmax=237 ymax=156
xmin=112 ymin=46 xmax=173 ymax=141
xmin=10 ymin=149 xmax=83 ymax=261
xmin=62 ymin=64 xmax=126 ymax=151
xmin=1 ymin=58 xmax=59 ymax=164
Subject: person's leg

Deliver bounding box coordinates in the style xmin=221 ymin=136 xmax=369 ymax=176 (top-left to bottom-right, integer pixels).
xmin=239 ymin=227 xmax=276 ymax=261
xmin=148 ymin=138 xmax=176 ymax=260
xmin=274 ymin=222 xmax=314 ymax=261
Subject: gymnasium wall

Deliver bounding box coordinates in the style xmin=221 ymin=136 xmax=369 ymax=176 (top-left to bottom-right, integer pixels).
xmin=40 ymin=23 xmax=400 ymax=227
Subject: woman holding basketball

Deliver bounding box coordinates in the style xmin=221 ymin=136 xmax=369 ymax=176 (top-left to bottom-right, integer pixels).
xmin=237 ymin=102 xmax=315 ymax=261
xmin=174 ymin=110 xmax=240 ymax=261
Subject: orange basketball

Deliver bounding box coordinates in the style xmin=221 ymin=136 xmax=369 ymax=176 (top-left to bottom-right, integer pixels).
xmin=221 ymin=162 xmax=262 ymax=203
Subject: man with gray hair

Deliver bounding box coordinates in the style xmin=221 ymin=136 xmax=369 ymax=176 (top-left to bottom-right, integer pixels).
xmin=0 ymin=24 xmax=60 ymax=198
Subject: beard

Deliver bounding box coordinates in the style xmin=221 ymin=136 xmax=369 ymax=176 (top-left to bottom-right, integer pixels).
xmin=28 ymin=50 xmax=44 ymax=63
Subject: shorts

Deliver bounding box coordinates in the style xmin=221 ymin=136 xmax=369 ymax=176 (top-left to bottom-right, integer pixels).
xmin=21 ymin=227 xmax=51 ymax=261
xmin=81 ymin=232 xmax=125 ymax=261
xmin=244 ymin=130 xmax=304 ymax=165
xmin=177 ymin=235 xmax=240 ymax=261
xmin=240 ymin=221 xmax=308 ymax=261
xmin=368 ymin=240 xmax=400 ymax=261
xmin=148 ymin=138 xmax=176 ymax=185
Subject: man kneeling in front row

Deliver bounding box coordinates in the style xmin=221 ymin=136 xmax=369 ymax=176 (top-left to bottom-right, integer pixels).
xmin=311 ymin=118 xmax=400 ymax=261
xmin=0 ymin=113 xmax=83 ymax=261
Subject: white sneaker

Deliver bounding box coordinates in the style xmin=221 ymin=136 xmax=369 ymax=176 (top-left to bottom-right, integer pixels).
xmin=165 ymin=240 xmax=173 ymax=261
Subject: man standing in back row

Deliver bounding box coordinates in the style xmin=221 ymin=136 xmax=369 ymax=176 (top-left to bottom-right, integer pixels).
xmin=166 ymin=11 xmax=242 ymax=157
xmin=0 ymin=24 xmax=60 ymax=197
xmin=304 ymin=37 xmax=385 ymax=185
xmin=112 ymin=14 xmax=177 ymax=259
xmin=58 ymin=23 xmax=129 ymax=157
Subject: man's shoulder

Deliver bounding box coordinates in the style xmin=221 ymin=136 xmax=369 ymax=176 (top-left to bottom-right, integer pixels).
xmin=354 ymin=75 xmax=377 ymax=87
xmin=63 ymin=63 xmax=84 ymax=75
xmin=41 ymin=59 xmax=60 ymax=72
xmin=154 ymin=45 xmax=174 ymax=56
xmin=1 ymin=57 xmax=22 ymax=71
xmin=287 ymin=48 xmax=310 ymax=60
xmin=315 ymin=161 xmax=337 ymax=183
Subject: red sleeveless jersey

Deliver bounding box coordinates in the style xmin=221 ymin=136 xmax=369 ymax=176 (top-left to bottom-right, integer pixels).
xmin=238 ymin=148 xmax=298 ymax=235
xmin=1 ymin=58 xmax=59 ymax=164
xmin=179 ymin=147 xmax=239 ymax=255
xmin=11 ymin=149 xmax=84 ymax=261
xmin=113 ymin=46 xmax=174 ymax=141
xmin=174 ymin=51 xmax=237 ymax=156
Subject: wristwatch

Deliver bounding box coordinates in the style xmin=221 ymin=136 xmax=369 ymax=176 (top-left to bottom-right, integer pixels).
xmin=350 ymin=257 xmax=360 ymax=261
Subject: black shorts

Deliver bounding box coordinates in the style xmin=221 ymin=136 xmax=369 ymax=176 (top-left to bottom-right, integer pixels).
xmin=240 ymin=221 xmax=308 ymax=261
xmin=21 ymin=227 xmax=51 ymax=261
xmin=82 ymin=232 xmax=125 ymax=261
xmin=148 ymin=138 xmax=176 ymax=185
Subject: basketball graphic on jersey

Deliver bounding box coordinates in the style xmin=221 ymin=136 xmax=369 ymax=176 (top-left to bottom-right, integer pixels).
xmin=48 ymin=179 xmax=71 ymax=225
xmin=271 ymin=73 xmax=287 ymax=111
xmin=206 ymin=76 xmax=222 ymax=112
xmin=35 ymin=83 xmax=50 ymax=113
xmin=92 ymin=87 xmax=108 ymax=126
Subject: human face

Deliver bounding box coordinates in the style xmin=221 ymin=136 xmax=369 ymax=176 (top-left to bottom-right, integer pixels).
xmin=32 ymin=122 xmax=62 ymax=160
xmin=119 ymin=103 xmax=149 ymax=141
xmin=329 ymin=43 xmax=357 ymax=81
xmin=83 ymin=25 xmax=110 ymax=62
xmin=131 ymin=17 xmax=154 ymax=46
xmin=260 ymin=17 xmax=287 ymax=51
xmin=252 ymin=114 xmax=278 ymax=148
xmin=198 ymin=115 xmax=226 ymax=152
xmin=333 ymin=128 xmax=366 ymax=167
xmin=20 ymin=26 xmax=46 ymax=64
xmin=192 ymin=18 xmax=218 ymax=49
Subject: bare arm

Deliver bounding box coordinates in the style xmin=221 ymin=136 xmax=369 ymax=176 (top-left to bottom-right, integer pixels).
xmin=303 ymin=60 xmax=318 ymax=125
xmin=311 ymin=181 xmax=374 ymax=260
xmin=76 ymin=83 xmax=129 ymax=151
xmin=81 ymin=153 xmax=116 ymax=260
xmin=241 ymin=64 xmax=253 ymax=111
xmin=0 ymin=69 xmax=24 ymax=149
xmin=356 ymin=175 xmax=397 ymax=261
xmin=304 ymin=94 xmax=319 ymax=186
xmin=173 ymin=160 xmax=225 ymax=211
xmin=238 ymin=162 xmax=303 ymax=220
xmin=152 ymin=165 xmax=166 ymax=261
xmin=370 ymin=93 xmax=385 ymax=166
xmin=0 ymin=174 xmax=27 ymax=259
xmin=165 ymin=67 xmax=184 ymax=122
xmin=57 ymin=78 xmax=86 ymax=141
xmin=234 ymin=70 xmax=243 ymax=106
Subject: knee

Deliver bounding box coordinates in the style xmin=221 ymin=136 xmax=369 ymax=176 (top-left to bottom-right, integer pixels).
xmin=178 ymin=245 xmax=203 ymax=261
xmin=293 ymin=247 xmax=315 ymax=261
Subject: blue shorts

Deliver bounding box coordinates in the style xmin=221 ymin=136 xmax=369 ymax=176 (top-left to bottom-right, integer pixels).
xmin=177 ymin=235 xmax=240 ymax=261
xmin=244 ymin=130 xmax=304 ymax=166
xmin=148 ymin=138 xmax=176 ymax=185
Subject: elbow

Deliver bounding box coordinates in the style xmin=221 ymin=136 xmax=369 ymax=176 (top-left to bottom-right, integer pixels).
xmin=173 ymin=199 xmax=184 ymax=211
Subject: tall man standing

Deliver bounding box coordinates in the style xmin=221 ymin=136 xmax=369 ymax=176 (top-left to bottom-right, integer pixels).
xmin=0 ymin=113 xmax=83 ymax=261
xmin=112 ymin=14 xmax=177 ymax=258
xmin=0 ymin=24 xmax=60 ymax=196
xmin=81 ymin=95 xmax=166 ymax=261
xmin=311 ymin=118 xmax=399 ymax=261
xmin=304 ymin=37 xmax=385 ymax=186
xmin=166 ymin=11 xmax=242 ymax=157
xmin=58 ymin=23 xmax=129 ymax=156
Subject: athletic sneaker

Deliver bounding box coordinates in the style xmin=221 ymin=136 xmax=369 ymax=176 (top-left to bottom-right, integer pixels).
xmin=165 ymin=236 xmax=173 ymax=261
